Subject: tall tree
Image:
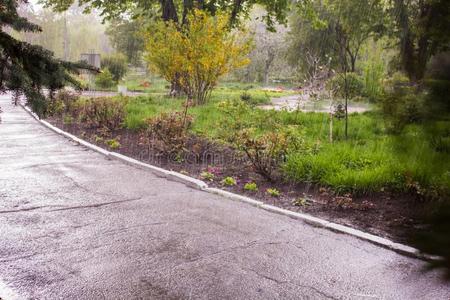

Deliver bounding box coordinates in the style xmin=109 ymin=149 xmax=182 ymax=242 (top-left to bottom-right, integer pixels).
xmin=240 ymin=6 xmax=288 ymax=85
xmin=0 ymin=0 xmax=93 ymax=117
xmin=388 ymin=0 xmax=450 ymax=81
xmin=106 ymin=18 xmax=145 ymax=66
xmin=293 ymin=0 xmax=384 ymax=138
xmin=287 ymin=9 xmax=336 ymax=84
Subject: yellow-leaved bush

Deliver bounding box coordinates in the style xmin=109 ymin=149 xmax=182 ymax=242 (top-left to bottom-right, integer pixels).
xmin=144 ymin=9 xmax=251 ymax=105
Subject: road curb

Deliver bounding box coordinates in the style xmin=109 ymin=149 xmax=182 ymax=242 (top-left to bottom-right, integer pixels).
xmin=0 ymin=280 xmax=20 ymax=300
xmin=204 ymin=188 xmax=264 ymax=208
xmin=21 ymin=104 xmax=428 ymax=260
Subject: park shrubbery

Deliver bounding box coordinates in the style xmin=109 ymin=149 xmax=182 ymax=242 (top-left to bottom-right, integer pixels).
xmin=146 ymin=110 xmax=193 ymax=154
xmin=52 ymin=91 xmax=449 ymax=201
xmin=79 ymin=97 xmax=128 ymax=131
xmin=101 ymin=54 xmax=128 ymax=82
xmin=95 ymin=69 xmax=116 ymax=89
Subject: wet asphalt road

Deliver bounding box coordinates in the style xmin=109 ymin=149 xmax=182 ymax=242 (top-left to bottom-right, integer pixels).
xmin=0 ymin=95 xmax=449 ymax=299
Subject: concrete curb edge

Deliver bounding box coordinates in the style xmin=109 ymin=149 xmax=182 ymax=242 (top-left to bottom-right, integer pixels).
xmin=21 ymin=104 xmax=429 ymax=260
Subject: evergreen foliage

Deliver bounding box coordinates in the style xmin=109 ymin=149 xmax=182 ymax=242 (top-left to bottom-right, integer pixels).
xmin=0 ymin=0 xmax=94 ymax=117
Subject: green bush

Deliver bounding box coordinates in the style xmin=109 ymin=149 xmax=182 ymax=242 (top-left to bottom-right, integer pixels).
xmin=101 ymin=54 xmax=128 ymax=82
xmin=106 ymin=138 xmax=121 ymax=149
xmin=244 ymin=182 xmax=258 ymax=192
xmin=56 ymin=90 xmax=80 ymax=115
xmin=240 ymin=91 xmax=252 ymax=102
xmin=46 ymin=98 xmax=65 ymax=117
xmin=200 ymin=171 xmax=215 ymax=181
xmin=232 ymin=126 xmax=304 ymax=181
xmin=95 ymin=69 xmax=116 ymax=89
xmin=266 ymin=188 xmax=281 ymax=197
xmin=222 ymin=177 xmax=237 ymax=186
xmin=327 ymin=72 xmax=365 ymax=101
xmin=63 ymin=115 xmax=73 ymax=125
xmin=380 ymin=73 xmax=426 ymax=132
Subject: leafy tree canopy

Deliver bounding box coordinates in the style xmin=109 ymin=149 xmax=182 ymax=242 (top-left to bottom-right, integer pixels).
xmin=106 ymin=18 xmax=145 ymax=66
xmin=387 ymin=0 xmax=450 ymax=81
xmin=40 ymin=0 xmax=290 ymax=30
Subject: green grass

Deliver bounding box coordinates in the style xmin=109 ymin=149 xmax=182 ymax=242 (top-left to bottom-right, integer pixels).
xmin=123 ymin=84 xmax=294 ymax=131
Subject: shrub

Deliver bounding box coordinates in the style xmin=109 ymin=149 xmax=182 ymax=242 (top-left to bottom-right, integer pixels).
xmin=101 ymin=54 xmax=128 ymax=82
xmin=244 ymin=182 xmax=258 ymax=192
xmin=146 ymin=111 xmax=193 ymax=153
xmin=63 ymin=115 xmax=73 ymax=125
xmin=222 ymin=177 xmax=237 ymax=186
xmin=106 ymin=138 xmax=121 ymax=149
xmin=56 ymin=90 xmax=80 ymax=114
xmin=327 ymin=72 xmax=365 ymax=100
xmin=95 ymin=69 xmax=116 ymax=89
xmin=46 ymin=90 xmax=80 ymax=117
xmin=380 ymin=73 xmax=425 ymax=132
xmin=266 ymin=188 xmax=280 ymax=197
xmin=233 ymin=126 xmax=304 ymax=181
xmin=363 ymin=59 xmax=384 ymax=102
xmin=292 ymin=198 xmax=308 ymax=207
xmin=94 ymin=135 xmax=104 ymax=143
xmin=144 ymin=9 xmax=251 ymax=105
xmin=46 ymin=98 xmax=65 ymax=117
xmin=240 ymin=92 xmax=252 ymax=102
xmin=200 ymin=171 xmax=215 ymax=182
xmin=217 ymin=99 xmax=254 ymax=142
xmin=80 ymin=97 xmax=127 ymax=131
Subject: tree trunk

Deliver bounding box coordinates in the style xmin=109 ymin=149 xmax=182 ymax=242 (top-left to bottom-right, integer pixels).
xmin=344 ymin=94 xmax=348 ymax=139
xmin=350 ymin=54 xmax=356 ymax=73
xmin=393 ymin=0 xmax=417 ymax=81
xmin=263 ymin=67 xmax=270 ymax=86
xmin=169 ymin=81 xmax=183 ymax=97
xmin=182 ymin=0 xmax=193 ymax=25
xmin=264 ymin=50 xmax=275 ymax=86
xmin=230 ymin=0 xmax=244 ymax=26
xmin=160 ymin=0 xmax=179 ymax=22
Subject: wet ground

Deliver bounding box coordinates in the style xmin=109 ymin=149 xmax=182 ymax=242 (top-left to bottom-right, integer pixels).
xmin=0 ymin=94 xmax=449 ymax=299
xmin=260 ymin=93 xmax=373 ymax=113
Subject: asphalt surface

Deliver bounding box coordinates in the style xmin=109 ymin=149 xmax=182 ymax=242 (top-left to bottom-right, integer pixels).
xmin=0 ymin=94 xmax=449 ymax=299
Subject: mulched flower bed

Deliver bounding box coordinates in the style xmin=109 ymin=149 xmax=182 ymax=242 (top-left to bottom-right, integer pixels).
xmin=47 ymin=116 xmax=432 ymax=245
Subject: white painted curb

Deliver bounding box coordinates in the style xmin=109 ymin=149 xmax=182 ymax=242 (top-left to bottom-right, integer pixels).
xmin=21 ymin=104 xmax=430 ymax=260
xmin=204 ymin=188 xmax=264 ymax=208
xmin=0 ymin=280 xmax=20 ymax=300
